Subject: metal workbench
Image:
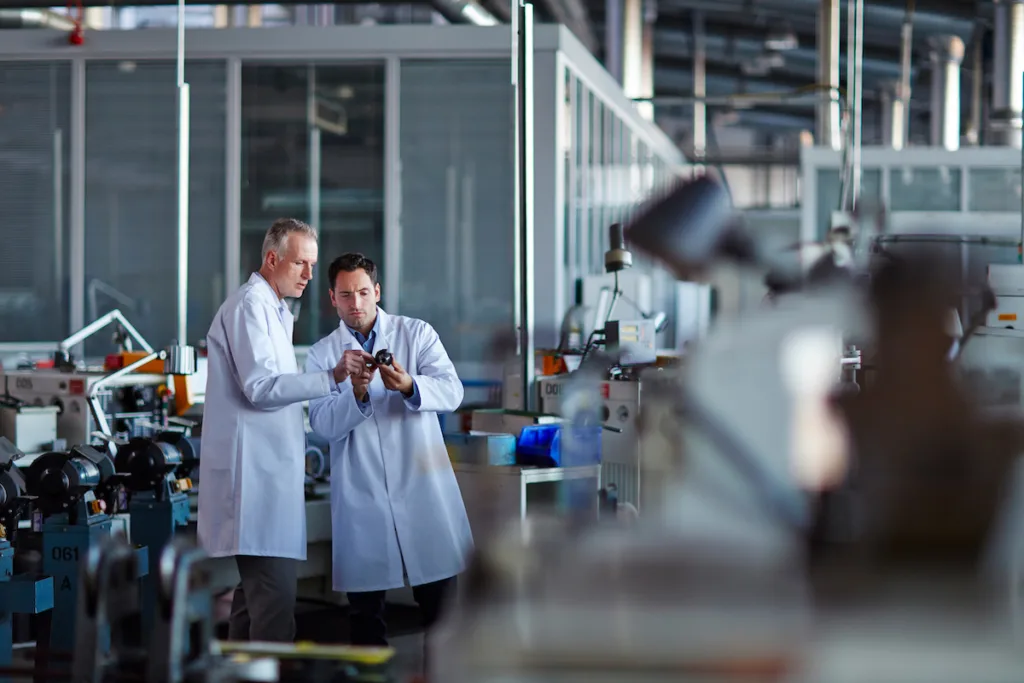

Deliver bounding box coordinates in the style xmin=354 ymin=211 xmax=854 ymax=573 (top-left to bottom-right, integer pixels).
xmin=453 ymin=464 xmax=602 ymax=537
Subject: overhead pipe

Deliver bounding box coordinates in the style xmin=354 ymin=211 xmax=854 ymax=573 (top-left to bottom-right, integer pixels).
xmin=606 ymin=0 xmax=624 ymax=83
xmin=879 ymin=80 xmax=900 ymax=147
xmin=665 ymin=0 xmax=972 ymax=37
xmin=479 ymin=0 xmax=511 ymax=20
xmin=429 ymin=0 xmax=499 ymax=24
xmin=653 ymin=68 xmax=883 ymax=99
xmin=928 ymin=34 xmax=964 ymax=150
xmin=653 ymin=91 xmax=829 ymax=106
xmin=637 ymin=0 xmax=655 ymax=120
xmin=655 ymin=29 xmax=903 ymax=79
xmin=622 ymin=0 xmax=643 ymax=94
xmin=991 ymin=0 xmax=1024 ymax=147
xmin=817 ymin=0 xmax=841 ymax=150
xmin=892 ymin=1 xmax=914 ymax=151
xmin=844 ymin=0 xmax=865 ymax=208
xmin=692 ymin=9 xmax=706 ymax=160
xmin=966 ymin=23 xmax=983 ymax=145
xmin=0 ymin=8 xmax=77 ymax=29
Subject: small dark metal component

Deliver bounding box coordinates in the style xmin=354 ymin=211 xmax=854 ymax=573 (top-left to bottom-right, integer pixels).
xmin=375 ymin=349 xmax=393 ymax=367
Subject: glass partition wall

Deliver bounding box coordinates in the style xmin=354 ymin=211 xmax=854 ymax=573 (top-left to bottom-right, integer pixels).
xmin=0 ymin=25 xmax=685 ymax=381
xmin=240 ymin=62 xmax=385 ymax=346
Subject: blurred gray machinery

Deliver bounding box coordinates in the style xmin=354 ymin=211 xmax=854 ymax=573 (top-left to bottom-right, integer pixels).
xmin=431 ymin=175 xmax=1024 ymax=682
xmin=70 ymin=534 xmax=396 ymax=683
xmin=73 ymin=535 xmax=269 ymax=683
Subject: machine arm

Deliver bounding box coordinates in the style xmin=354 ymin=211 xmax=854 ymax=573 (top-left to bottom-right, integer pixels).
xmin=86 ymin=346 xmax=196 ymax=449
xmin=87 ymin=350 xmax=164 ymax=442
xmin=60 ymin=309 xmax=154 ymax=355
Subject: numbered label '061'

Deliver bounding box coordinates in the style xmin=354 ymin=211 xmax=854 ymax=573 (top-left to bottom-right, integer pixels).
xmin=52 ymin=547 xmax=79 ymax=562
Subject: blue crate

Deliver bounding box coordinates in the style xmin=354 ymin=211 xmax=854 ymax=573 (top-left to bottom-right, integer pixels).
xmin=516 ymin=423 xmax=602 ymax=468
xmin=444 ymin=432 xmax=517 ymax=466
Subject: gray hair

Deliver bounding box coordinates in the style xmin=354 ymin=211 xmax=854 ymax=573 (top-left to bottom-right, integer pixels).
xmin=261 ymin=218 xmax=318 ymax=261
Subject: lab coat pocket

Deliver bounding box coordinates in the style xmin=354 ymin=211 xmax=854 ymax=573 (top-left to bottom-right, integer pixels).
xmin=241 ymin=417 xmax=290 ymax=475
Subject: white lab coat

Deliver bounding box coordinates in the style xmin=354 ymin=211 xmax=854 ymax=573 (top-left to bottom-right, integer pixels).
xmin=305 ymin=308 xmax=473 ymax=592
xmin=197 ymin=273 xmax=334 ymax=560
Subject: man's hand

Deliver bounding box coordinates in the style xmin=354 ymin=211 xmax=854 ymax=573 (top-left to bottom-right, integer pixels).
xmin=333 ymin=349 xmax=376 ymax=384
xmin=352 ymin=365 xmax=376 ymax=402
xmin=378 ymin=359 xmax=414 ymax=398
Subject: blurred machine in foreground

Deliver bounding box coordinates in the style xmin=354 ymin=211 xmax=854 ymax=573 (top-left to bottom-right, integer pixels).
xmin=431 ymin=175 xmax=1024 ymax=682
xmin=70 ymin=534 xmax=397 ymax=683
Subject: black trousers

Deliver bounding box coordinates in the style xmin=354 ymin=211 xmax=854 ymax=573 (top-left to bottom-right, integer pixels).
xmin=346 ymin=576 xmax=455 ymax=647
xmin=228 ymin=555 xmax=299 ymax=642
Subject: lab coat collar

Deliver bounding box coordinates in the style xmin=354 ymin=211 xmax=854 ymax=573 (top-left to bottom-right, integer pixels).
xmin=338 ymin=307 xmax=393 ymax=357
xmin=248 ymin=272 xmax=291 ymax=319
xmin=248 ymin=272 xmax=282 ymax=304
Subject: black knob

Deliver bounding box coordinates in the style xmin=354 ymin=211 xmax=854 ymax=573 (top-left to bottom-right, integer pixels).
xmin=609 ymin=223 xmax=625 ymax=251
xmin=375 ymin=349 xmax=393 ymax=367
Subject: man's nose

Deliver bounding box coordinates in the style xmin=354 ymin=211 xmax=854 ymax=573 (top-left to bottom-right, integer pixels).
xmin=302 ymin=265 xmax=313 ymax=280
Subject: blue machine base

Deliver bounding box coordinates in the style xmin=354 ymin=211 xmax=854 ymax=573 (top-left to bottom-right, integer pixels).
xmin=130 ymin=492 xmax=190 ymax=644
xmin=42 ymin=517 xmax=113 ymax=656
xmin=0 ymin=542 xmax=53 ymax=683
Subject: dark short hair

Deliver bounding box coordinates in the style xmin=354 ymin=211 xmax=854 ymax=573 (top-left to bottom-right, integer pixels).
xmin=328 ymin=253 xmax=379 ymax=290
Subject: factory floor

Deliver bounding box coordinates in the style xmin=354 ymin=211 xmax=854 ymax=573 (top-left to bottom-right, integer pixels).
xmin=12 ymin=602 xmax=428 ymax=681
xmin=280 ymin=601 xmax=426 ymax=679
xmin=299 ymin=601 xmax=426 ymax=677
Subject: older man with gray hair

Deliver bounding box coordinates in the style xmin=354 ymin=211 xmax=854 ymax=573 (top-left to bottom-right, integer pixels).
xmin=198 ymin=218 xmax=369 ymax=642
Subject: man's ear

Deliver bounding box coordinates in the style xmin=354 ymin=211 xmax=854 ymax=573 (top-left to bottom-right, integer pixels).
xmin=375 ymin=283 xmax=381 ymax=303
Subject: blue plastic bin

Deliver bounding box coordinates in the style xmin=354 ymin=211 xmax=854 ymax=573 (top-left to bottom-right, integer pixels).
xmin=516 ymin=424 xmax=602 ymax=468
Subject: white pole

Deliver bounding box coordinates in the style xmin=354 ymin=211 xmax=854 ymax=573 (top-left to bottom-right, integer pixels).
xmin=176 ymin=0 xmax=190 ymax=344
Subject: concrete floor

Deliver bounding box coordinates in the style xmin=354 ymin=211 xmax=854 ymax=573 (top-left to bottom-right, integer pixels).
xmin=291 ymin=601 xmax=427 ymax=679
xmin=11 ymin=602 xmax=428 ymax=681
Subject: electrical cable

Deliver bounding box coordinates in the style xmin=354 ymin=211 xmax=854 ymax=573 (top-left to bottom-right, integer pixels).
xmin=578 ymin=328 xmax=604 ymax=366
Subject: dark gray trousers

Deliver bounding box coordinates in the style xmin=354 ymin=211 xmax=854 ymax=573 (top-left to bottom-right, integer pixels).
xmin=228 ymin=555 xmax=299 ymax=642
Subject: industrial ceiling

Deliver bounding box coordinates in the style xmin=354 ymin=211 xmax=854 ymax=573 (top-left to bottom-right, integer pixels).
xmin=0 ymin=0 xmax=995 ymax=149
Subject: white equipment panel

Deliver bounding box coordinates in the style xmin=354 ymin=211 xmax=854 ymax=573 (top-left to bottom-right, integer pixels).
xmin=538 ymin=375 xmax=643 ymax=509
xmin=0 ymin=368 xmax=168 ymax=447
